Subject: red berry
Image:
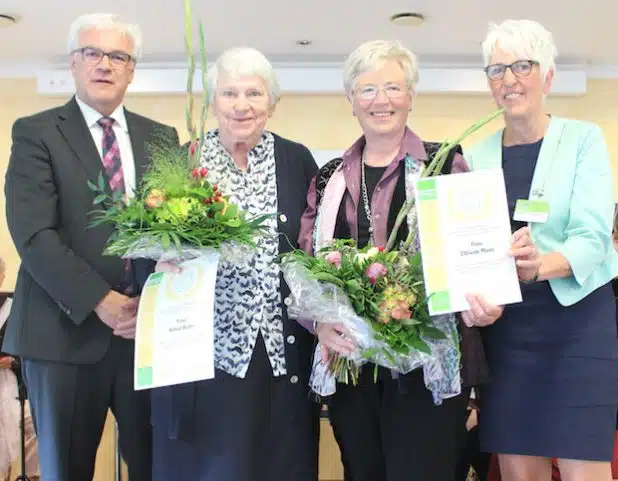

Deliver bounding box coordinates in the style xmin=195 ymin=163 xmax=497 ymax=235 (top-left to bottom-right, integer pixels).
xmin=377 ymin=246 xmax=384 ymax=252
xmin=191 ymin=168 xmax=199 ymax=179
xmin=199 ymin=167 xmax=208 ymax=177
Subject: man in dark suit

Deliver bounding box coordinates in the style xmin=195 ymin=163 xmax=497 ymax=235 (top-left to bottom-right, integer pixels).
xmin=3 ymin=13 xmax=178 ymax=481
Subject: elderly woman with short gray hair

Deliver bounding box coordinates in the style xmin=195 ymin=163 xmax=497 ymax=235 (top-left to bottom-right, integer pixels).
xmin=466 ymin=19 xmax=618 ymax=481
xmin=298 ymin=39 xmax=495 ymax=481
xmin=147 ymin=47 xmax=320 ymax=481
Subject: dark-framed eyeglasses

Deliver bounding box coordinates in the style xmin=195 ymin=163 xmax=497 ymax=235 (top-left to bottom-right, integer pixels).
xmin=73 ymin=47 xmax=134 ymax=68
xmin=484 ymin=60 xmax=539 ymax=81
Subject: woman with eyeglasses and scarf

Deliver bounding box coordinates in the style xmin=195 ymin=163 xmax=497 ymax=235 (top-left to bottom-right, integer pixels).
xmin=298 ymin=39 xmax=495 ymax=481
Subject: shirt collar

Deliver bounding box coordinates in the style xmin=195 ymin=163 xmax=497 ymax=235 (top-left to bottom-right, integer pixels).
xmin=75 ymin=95 xmax=128 ymax=133
xmin=341 ymin=126 xmax=430 ymax=167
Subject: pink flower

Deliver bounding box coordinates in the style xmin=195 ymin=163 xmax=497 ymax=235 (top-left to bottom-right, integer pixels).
xmin=325 ymin=251 xmax=342 ymax=269
xmin=391 ymin=301 xmax=412 ymax=320
xmin=365 ymin=262 xmax=387 ymax=285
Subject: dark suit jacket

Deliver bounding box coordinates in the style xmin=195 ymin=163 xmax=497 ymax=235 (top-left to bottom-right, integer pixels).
xmin=148 ymin=132 xmax=319 ymax=441
xmin=3 ymin=97 xmax=179 ymax=364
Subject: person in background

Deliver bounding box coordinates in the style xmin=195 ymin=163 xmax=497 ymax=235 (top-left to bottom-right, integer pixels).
xmin=466 ymin=19 xmax=618 ymax=481
xmin=0 ymin=257 xmax=39 ymax=481
xmin=146 ymin=47 xmax=321 ymax=481
xmin=455 ymin=388 xmax=490 ymax=481
xmin=3 ymin=13 xmax=178 ymax=481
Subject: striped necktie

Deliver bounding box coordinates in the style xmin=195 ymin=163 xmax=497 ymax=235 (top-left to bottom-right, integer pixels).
xmin=97 ymin=117 xmax=125 ymax=194
xmin=97 ymin=116 xmax=132 ymax=294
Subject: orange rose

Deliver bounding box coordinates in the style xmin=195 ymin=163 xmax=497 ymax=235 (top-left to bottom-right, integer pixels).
xmin=144 ymin=189 xmax=166 ymax=209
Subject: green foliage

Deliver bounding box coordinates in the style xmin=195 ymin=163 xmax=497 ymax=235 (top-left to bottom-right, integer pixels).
xmin=282 ymin=239 xmax=447 ymax=382
xmin=87 ymin=140 xmax=273 ymax=256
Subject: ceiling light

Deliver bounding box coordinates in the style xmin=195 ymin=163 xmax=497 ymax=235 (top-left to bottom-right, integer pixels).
xmin=296 ymin=40 xmax=312 ymax=46
xmin=0 ymin=14 xmax=20 ymax=28
xmin=389 ymin=12 xmax=425 ymax=27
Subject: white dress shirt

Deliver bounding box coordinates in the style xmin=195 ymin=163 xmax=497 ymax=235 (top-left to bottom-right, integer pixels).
xmin=75 ymin=96 xmax=136 ymax=197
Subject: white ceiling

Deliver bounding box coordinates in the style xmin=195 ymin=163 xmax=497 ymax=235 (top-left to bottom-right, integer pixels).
xmin=0 ymin=0 xmax=617 ymax=70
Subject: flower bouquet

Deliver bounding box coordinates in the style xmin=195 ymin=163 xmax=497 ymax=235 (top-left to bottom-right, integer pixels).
xmin=88 ymin=0 xmax=271 ymax=262
xmin=281 ymin=108 xmax=504 ymax=402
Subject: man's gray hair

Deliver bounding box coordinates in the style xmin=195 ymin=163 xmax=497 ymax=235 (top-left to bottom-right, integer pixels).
xmin=67 ymin=13 xmax=143 ymax=61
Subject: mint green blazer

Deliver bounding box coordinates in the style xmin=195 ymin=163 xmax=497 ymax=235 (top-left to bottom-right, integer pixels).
xmin=465 ymin=116 xmax=618 ymax=306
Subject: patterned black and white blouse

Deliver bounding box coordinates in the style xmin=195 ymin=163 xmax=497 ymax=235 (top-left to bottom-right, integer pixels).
xmin=199 ymin=129 xmax=286 ymax=378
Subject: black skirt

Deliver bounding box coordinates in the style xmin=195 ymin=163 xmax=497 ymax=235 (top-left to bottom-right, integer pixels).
xmin=151 ymin=334 xmax=320 ymax=481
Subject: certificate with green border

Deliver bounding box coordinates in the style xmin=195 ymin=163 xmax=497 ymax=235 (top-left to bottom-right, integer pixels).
xmin=134 ymin=254 xmax=219 ymax=390
xmin=414 ymin=169 xmax=522 ymax=315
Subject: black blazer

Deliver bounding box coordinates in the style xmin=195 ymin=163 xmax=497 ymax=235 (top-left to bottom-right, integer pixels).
xmin=3 ymin=97 xmax=179 ymax=364
xmin=146 ymin=132 xmax=319 ymax=441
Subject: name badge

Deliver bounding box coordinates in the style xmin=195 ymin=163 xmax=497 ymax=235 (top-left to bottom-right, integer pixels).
xmin=513 ymin=199 xmax=549 ymax=223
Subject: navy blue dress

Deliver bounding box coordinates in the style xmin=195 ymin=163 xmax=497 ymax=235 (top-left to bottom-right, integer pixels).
xmin=479 ymin=139 xmax=618 ymax=461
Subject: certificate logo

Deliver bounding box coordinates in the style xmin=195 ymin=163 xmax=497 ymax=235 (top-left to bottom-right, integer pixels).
xmin=165 ymin=265 xmax=204 ymax=300
xmin=448 ymin=185 xmax=491 ymax=222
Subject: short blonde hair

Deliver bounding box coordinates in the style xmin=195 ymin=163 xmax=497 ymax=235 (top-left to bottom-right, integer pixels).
xmin=207 ymin=47 xmax=280 ymax=107
xmin=343 ymin=40 xmax=419 ymax=97
xmin=481 ymin=19 xmax=557 ymax=80
xmin=68 ymin=13 xmax=143 ymax=61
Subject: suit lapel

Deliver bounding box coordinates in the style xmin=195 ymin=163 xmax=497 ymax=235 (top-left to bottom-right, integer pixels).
xmin=485 ymin=130 xmax=504 ymax=170
xmin=528 ymin=116 xmax=566 ymax=200
xmin=56 ymin=97 xmax=111 ymax=195
xmin=125 ymin=110 xmax=148 ymax=186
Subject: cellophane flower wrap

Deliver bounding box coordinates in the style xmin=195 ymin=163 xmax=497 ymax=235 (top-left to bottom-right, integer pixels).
xmin=281 ymin=108 xmax=504 ymax=404
xmin=88 ymin=0 xmax=271 ymax=263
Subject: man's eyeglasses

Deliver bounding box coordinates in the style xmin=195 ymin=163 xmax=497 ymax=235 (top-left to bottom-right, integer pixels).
xmin=73 ymin=47 xmax=134 ymax=68
xmin=484 ymin=60 xmax=539 ymax=81
xmin=354 ymin=84 xmax=408 ymax=101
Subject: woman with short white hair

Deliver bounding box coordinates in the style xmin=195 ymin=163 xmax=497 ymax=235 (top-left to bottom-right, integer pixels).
xmin=465 ymin=19 xmax=618 ymax=481
xmin=298 ymin=39 xmax=495 ymax=481
xmin=146 ymin=46 xmax=321 ymax=481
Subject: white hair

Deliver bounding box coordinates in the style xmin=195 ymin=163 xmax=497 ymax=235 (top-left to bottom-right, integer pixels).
xmin=207 ymin=47 xmax=280 ymax=106
xmin=481 ymin=19 xmax=558 ymax=80
xmin=67 ymin=13 xmax=143 ymax=61
xmin=343 ymin=40 xmax=419 ymax=97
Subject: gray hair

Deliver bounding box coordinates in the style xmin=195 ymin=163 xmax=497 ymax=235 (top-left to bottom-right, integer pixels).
xmin=67 ymin=13 xmax=143 ymax=61
xmin=481 ymin=19 xmax=558 ymax=80
xmin=207 ymin=47 xmax=280 ymax=107
xmin=343 ymin=40 xmax=419 ymax=97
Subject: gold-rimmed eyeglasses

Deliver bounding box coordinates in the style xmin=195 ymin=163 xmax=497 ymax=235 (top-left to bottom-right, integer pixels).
xmin=354 ymin=84 xmax=409 ymax=101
